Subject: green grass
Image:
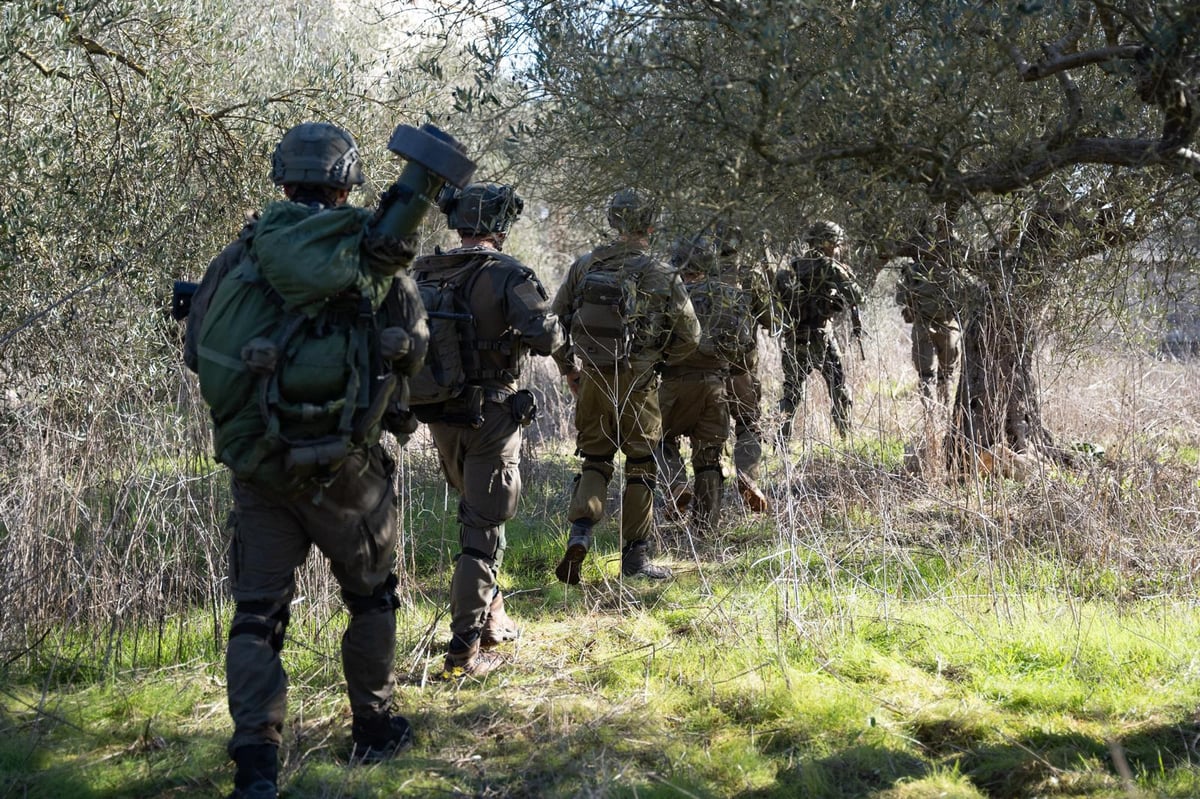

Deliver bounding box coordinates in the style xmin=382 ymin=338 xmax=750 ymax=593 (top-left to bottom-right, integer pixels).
xmin=6 ymin=457 xmax=1200 ymax=798
xmin=7 ymin=564 xmax=1200 ymax=797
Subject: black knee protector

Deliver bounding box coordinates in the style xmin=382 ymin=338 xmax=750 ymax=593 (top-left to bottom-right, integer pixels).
xmin=342 ymin=572 xmax=401 ymax=617
xmin=230 ymin=599 xmax=291 ymax=654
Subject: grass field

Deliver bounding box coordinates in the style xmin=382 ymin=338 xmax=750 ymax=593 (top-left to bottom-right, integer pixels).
xmin=2 ymin=324 xmax=1199 ymax=798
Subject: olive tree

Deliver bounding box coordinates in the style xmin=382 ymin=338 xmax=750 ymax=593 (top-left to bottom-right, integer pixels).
xmin=0 ymin=0 xmax=483 ymax=641
xmin=501 ymin=0 xmax=1200 ymax=462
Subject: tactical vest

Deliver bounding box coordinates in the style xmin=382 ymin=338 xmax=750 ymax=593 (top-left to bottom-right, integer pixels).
xmin=408 ymin=250 xmax=523 ymax=406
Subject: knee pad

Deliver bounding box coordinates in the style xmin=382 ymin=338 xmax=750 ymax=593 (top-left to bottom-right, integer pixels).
xmin=341 ymin=573 xmax=400 ymax=617
xmin=230 ymin=599 xmax=290 ymax=654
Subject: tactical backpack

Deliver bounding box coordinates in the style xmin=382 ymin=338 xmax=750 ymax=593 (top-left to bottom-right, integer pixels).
xmin=783 ymin=257 xmax=852 ymax=322
xmin=196 ymin=201 xmax=398 ymax=493
xmin=569 ymin=252 xmax=665 ymax=370
xmin=688 ymin=277 xmax=755 ymax=363
xmin=408 ymin=250 xmax=521 ymax=407
xmin=897 ymin=259 xmax=965 ymax=324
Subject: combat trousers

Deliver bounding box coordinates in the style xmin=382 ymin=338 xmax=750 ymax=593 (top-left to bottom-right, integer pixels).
xmin=780 ymin=326 xmax=852 ymax=436
xmin=225 ymin=447 xmax=399 ymax=754
xmin=911 ymin=319 xmax=961 ymax=404
xmin=568 ymin=367 xmax=662 ymax=545
xmin=657 ymin=373 xmax=730 ymax=533
xmin=726 ymin=362 xmax=763 ymax=481
xmin=428 ymin=400 xmax=521 ymax=641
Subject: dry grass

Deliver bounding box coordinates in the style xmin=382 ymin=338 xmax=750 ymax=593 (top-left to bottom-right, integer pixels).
xmin=1 ymin=289 xmax=1199 ymax=796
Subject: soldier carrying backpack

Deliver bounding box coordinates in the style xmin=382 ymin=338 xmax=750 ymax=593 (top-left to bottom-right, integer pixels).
xmin=893 ymin=214 xmax=970 ymax=406
xmin=654 ymin=234 xmax=750 ymax=534
xmin=711 ymin=221 xmax=774 ymax=513
xmin=774 ymin=219 xmax=864 ymax=440
xmin=408 ymin=183 xmax=562 ymax=678
xmin=182 ymin=121 xmax=473 ymax=799
xmin=550 ymin=188 xmax=700 ymax=586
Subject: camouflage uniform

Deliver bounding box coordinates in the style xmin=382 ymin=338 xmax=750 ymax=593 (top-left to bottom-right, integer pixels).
xmin=412 ymin=241 xmax=561 ymax=673
xmin=654 ymin=240 xmax=735 ymax=533
xmin=185 ymin=122 xmax=438 ymax=798
xmin=774 ymin=233 xmax=863 ymax=439
xmin=552 ymin=234 xmax=700 ymax=582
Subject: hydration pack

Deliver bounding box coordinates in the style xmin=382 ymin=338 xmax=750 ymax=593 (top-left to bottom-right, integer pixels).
xmin=569 ymin=252 xmax=664 ymax=370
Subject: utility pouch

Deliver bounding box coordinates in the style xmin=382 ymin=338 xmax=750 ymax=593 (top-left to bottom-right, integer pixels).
xmin=439 ymin=385 xmax=485 ymax=429
xmin=511 ymin=389 xmax=538 ymax=427
xmin=462 ymin=385 xmax=485 ymax=428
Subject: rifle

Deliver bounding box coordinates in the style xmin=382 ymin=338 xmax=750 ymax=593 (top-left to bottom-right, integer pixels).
xmin=850 ymin=305 xmax=866 ymax=360
xmin=172 ymin=280 xmax=199 ymax=320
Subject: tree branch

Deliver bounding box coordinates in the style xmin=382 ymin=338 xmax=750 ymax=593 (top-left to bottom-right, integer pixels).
xmin=1011 ymin=44 xmax=1141 ymax=81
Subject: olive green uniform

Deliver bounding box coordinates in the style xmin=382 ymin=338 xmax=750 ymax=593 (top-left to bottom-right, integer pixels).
xmin=655 ymin=274 xmax=732 ymax=533
xmin=412 ymin=246 xmax=562 ymax=653
xmin=552 ymin=241 xmax=700 ymax=547
xmin=774 ymin=254 xmax=863 ymax=438
xmin=186 ymin=218 xmax=427 ymax=756
xmin=720 ymin=257 xmax=775 ymax=484
xmin=895 ymin=247 xmax=962 ymax=406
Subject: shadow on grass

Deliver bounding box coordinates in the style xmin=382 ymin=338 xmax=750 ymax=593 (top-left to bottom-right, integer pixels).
xmin=732 ymin=744 xmax=928 ymax=798
xmin=931 ymin=716 xmax=1200 ymax=799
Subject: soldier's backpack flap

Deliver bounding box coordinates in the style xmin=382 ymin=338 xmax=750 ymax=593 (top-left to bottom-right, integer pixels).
xmin=253 ymin=201 xmax=384 ymax=315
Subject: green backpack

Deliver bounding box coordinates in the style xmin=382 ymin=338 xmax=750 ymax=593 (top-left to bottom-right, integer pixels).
xmin=687 ymin=277 xmax=755 ymax=363
xmin=569 ymin=252 xmax=666 ymax=370
xmin=196 ymin=201 xmax=396 ymax=493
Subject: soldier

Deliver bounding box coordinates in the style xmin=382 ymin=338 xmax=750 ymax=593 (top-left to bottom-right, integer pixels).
xmin=409 ymin=183 xmax=563 ymax=677
xmin=712 ymin=222 xmax=774 ymax=512
xmin=184 ymin=123 xmax=431 ymax=799
xmin=774 ymin=220 xmax=864 ymax=440
xmin=654 ymin=235 xmax=736 ymax=533
xmin=894 ymin=215 xmax=963 ymax=406
xmin=551 ymin=188 xmax=701 ymax=584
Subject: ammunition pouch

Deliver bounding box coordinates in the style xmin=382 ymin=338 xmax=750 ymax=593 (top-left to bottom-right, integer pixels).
xmin=511 ymin=389 xmax=538 ymax=427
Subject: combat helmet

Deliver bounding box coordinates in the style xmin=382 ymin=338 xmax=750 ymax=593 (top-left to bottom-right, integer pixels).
xmin=607 ymin=188 xmax=658 ymax=234
xmin=442 ymin=182 xmax=524 ymax=236
xmin=712 ymin=221 xmax=743 ymax=257
xmin=806 ymin=219 xmax=845 ymax=246
xmin=669 ymin=234 xmax=717 ymax=273
xmin=270 ymin=122 xmax=365 ymax=189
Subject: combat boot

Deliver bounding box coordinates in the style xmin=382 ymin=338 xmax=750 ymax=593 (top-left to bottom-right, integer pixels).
xmin=441 ymin=631 xmax=505 ymax=679
xmin=692 ymin=470 xmax=723 ymax=535
xmin=228 ymin=743 xmax=278 ymax=799
xmin=351 ymin=712 xmax=414 ymax=763
xmin=480 ymin=589 xmax=519 ymax=647
xmin=665 ymin=484 xmax=693 ymax=523
xmin=554 ymin=520 xmax=593 ymax=585
xmin=620 ymin=541 xmax=672 ymax=580
xmin=736 ymin=474 xmax=769 ymax=513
